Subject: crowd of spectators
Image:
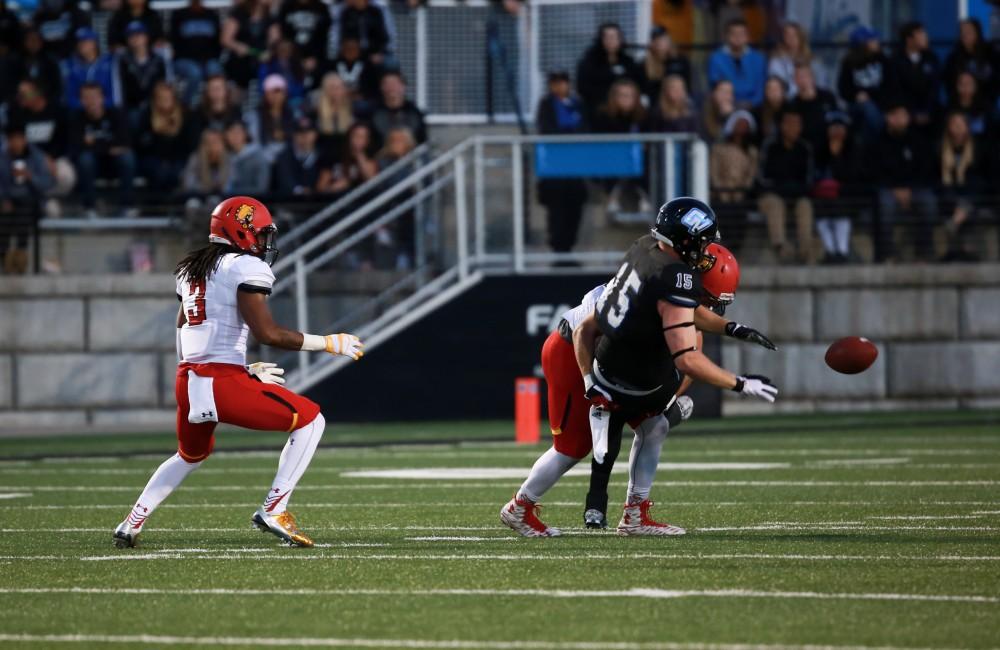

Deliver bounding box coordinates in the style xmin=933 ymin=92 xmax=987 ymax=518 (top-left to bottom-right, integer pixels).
xmin=0 ymin=0 xmax=428 ymax=239
xmin=3 ymin=2 xmax=999 ymax=271
xmin=544 ymin=16 xmax=1000 ymax=263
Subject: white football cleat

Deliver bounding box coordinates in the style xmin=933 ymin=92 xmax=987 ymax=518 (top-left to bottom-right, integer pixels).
xmin=500 ymin=495 xmax=561 ymax=537
xmin=252 ymin=508 xmax=314 ymax=547
xmin=113 ymin=519 xmax=142 ymax=548
xmin=617 ymin=499 xmax=686 ymax=536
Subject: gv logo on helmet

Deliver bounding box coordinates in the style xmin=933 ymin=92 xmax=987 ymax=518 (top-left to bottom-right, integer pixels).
xmin=680 ymin=208 xmax=712 ymax=234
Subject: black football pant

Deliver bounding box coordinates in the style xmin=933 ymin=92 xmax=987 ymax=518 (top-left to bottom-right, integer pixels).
xmin=585 ymin=414 xmax=625 ymax=515
xmin=584 ymin=399 xmax=685 ymax=515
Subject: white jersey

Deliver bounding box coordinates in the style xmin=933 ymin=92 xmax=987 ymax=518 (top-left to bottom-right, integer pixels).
xmin=561 ymin=284 xmax=605 ymax=330
xmin=177 ymin=253 xmax=275 ymax=366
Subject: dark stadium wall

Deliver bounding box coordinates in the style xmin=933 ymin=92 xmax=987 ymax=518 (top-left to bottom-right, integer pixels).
xmin=304 ymin=274 xmax=722 ymax=422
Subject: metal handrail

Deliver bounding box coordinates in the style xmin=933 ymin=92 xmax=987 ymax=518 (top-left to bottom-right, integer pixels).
xmin=307 ymin=173 xmax=452 ymax=274
xmin=278 ymin=131 xmax=706 ymax=387
xmin=274 ymin=142 xmax=431 ymax=255
xmin=271 ymin=138 xmax=474 ymax=283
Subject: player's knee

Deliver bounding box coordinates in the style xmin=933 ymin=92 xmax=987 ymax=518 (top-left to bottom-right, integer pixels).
xmin=553 ymin=436 xmax=589 ymax=461
xmin=590 ymin=456 xmax=615 ymax=475
xmin=637 ymin=415 xmax=669 ymax=443
xmin=294 ymin=399 xmax=322 ymax=429
xmin=177 ymin=445 xmax=212 ymax=464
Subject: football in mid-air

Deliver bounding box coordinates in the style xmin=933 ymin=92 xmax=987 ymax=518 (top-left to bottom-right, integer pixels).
xmin=825 ymin=337 xmax=878 ymax=374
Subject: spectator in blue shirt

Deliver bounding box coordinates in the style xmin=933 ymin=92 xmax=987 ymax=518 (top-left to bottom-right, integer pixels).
xmin=61 ymin=27 xmax=120 ymax=111
xmin=708 ymin=18 xmax=766 ymax=107
xmin=536 ymin=70 xmax=588 ymax=256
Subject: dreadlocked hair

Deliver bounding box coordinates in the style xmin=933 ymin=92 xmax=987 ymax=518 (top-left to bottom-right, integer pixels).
xmin=174 ymin=243 xmax=242 ymax=283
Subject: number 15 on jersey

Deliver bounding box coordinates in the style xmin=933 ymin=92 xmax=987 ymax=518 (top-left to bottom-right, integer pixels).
xmin=597 ymin=262 xmax=643 ymax=329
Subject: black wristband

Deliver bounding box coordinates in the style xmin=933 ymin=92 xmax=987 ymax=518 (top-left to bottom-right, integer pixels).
xmin=731 ymin=376 xmax=744 ymax=392
xmin=665 ymin=401 xmax=683 ymax=428
xmin=724 ymin=321 xmax=738 ymax=337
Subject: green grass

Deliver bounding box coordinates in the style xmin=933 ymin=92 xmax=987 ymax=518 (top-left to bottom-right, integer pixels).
xmin=0 ymin=414 xmax=998 ymax=649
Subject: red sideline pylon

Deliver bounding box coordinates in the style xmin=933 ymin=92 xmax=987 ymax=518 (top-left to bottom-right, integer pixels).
xmin=514 ymin=377 xmax=541 ymax=444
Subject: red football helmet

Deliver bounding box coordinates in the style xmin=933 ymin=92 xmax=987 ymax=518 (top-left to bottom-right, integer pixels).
xmin=208 ymin=196 xmax=279 ymax=265
xmin=700 ymin=242 xmax=739 ymax=312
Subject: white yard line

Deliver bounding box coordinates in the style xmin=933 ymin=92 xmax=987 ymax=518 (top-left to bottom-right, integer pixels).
xmin=0 ymin=587 xmax=996 ymax=605
xmin=0 ymin=633 xmax=973 ymax=650
xmin=806 ymin=458 xmax=911 ymax=466
xmin=697 ymin=525 xmax=999 ymax=532
xmin=3 ymin=480 xmax=998 ymax=493
xmin=0 ymin=498 xmax=1000 ymax=508
xmin=867 ymin=515 xmax=990 ymax=520
xmin=40 ymin=552 xmax=1000 ymax=562
xmin=0 ymin=492 xmax=31 ymax=499
xmin=406 ymin=536 xmax=520 ymax=542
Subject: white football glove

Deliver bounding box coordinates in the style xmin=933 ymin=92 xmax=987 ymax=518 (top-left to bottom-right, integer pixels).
xmin=325 ymin=333 xmax=365 ymax=360
xmin=247 ymin=362 xmax=286 ymax=385
xmin=733 ymin=374 xmax=778 ymax=403
xmin=300 ymin=333 xmax=365 ymax=360
xmin=676 ymin=395 xmax=694 ymax=420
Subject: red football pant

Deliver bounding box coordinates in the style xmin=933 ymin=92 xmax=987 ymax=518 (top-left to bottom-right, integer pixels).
xmin=174 ymin=362 xmax=321 ymax=463
xmin=541 ymin=330 xmax=592 ymax=460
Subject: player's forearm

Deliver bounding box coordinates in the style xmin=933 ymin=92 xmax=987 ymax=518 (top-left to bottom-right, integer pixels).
xmin=693 ymin=306 xmax=728 ymax=335
xmin=572 ymin=321 xmax=598 ymax=378
xmin=254 ymin=326 xmax=305 ymax=350
xmin=675 ymin=351 xmax=737 ymax=390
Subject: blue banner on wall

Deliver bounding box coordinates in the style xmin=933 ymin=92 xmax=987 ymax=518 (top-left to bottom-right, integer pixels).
xmin=535 ymin=142 xmax=645 ymax=179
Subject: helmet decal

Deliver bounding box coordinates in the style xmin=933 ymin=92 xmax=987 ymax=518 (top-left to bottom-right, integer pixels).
xmin=680 ymin=208 xmax=713 ymax=234
xmin=235 ymin=203 xmax=255 ymax=232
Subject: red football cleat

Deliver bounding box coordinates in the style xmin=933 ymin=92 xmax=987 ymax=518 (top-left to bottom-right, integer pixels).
xmin=617 ymin=499 xmax=686 ymax=536
xmin=500 ymin=495 xmax=561 ymax=538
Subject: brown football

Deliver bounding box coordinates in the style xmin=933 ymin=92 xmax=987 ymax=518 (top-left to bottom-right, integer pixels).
xmin=825 ymin=337 xmax=878 ymax=374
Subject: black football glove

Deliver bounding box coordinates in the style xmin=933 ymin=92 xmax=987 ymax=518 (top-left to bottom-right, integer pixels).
xmin=725 ymin=321 xmax=777 ymax=351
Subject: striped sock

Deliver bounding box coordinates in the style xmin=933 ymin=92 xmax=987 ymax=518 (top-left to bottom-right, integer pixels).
xmin=125 ymin=453 xmax=201 ymax=528
xmin=262 ymin=413 xmax=326 ymax=515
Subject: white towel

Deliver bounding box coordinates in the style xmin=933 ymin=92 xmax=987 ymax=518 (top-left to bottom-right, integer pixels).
xmin=590 ymin=405 xmax=610 ymax=464
xmin=187 ymin=370 xmax=218 ymax=424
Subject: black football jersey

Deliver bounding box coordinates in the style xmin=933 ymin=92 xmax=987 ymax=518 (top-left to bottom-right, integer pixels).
xmin=595 ymin=235 xmax=702 ymax=391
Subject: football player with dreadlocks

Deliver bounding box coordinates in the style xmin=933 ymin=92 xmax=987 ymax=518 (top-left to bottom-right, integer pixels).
xmin=501 ymin=198 xmax=778 ymax=537
xmin=113 ymin=196 xmax=364 ymax=549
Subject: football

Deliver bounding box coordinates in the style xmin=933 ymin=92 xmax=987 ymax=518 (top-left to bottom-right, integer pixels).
xmin=825 ymin=336 xmax=879 ymax=374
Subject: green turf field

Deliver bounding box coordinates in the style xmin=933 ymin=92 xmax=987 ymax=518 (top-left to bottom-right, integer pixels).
xmin=0 ymin=413 xmax=998 ymax=650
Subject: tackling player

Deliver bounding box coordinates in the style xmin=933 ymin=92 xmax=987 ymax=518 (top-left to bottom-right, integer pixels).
xmin=582 ymin=241 xmax=776 ymax=529
xmin=501 ymin=283 xmax=691 ymax=537
xmin=113 ymin=196 xmax=364 ymax=549
xmin=502 ymin=199 xmax=778 ymax=536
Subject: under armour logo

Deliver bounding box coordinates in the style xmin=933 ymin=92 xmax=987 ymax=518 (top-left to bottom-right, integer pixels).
xmin=201 ymin=411 xmax=214 ymax=418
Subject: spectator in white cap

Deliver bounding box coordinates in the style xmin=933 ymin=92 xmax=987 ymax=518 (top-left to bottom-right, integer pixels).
xmin=247 ymin=73 xmax=297 ymax=162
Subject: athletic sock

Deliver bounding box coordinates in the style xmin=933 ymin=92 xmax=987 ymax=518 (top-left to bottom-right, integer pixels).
xmin=262 ymin=413 xmax=326 ymax=515
xmin=626 ymin=415 xmax=669 ymax=505
xmin=125 ymin=453 xmax=201 ymax=529
xmin=517 ymin=446 xmax=579 ymax=503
